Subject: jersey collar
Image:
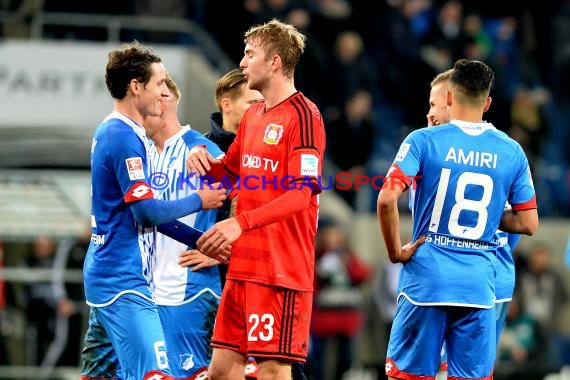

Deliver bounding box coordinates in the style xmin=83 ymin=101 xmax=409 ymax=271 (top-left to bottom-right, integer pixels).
xmin=450 ymin=119 xmax=495 ymax=136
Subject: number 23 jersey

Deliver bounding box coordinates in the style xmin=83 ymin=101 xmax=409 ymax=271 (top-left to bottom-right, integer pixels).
xmin=391 ymin=121 xmax=536 ymax=307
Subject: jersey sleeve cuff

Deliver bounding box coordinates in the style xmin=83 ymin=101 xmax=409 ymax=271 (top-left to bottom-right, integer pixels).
xmin=511 ymin=195 xmax=537 ymax=211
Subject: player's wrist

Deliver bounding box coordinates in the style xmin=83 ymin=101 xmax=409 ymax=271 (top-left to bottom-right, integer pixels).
xmin=235 ymin=214 xmax=249 ymax=232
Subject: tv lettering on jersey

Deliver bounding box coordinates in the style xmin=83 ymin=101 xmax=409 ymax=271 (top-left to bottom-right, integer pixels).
xmin=242 ymin=154 xmax=279 ymax=172
xmin=126 ymin=157 xmax=145 ymax=180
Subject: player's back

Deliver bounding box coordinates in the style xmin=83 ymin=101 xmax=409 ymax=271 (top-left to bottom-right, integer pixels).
xmin=412 ymin=121 xmax=527 ymax=241
xmin=398 ymin=121 xmax=534 ymax=307
xmin=84 ymin=113 xmax=154 ymax=306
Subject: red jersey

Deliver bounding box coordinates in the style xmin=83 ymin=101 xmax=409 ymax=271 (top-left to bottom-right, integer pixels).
xmin=222 ymin=92 xmax=326 ymax=291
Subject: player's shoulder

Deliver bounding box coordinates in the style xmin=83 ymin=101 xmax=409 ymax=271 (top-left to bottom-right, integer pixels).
xmin=95 ymin=120 xmax=142 ymax=154
xmin=479 ymin=126 xmax=526 ymax=157
xmin=96 ymin=115 xmax=135 ymax=137
xmin=404 ymin=125 xmax=436 ymax=142
xmin=291 ymin=92 xmax=322 ymax=116
xmin=96 ymin=116 xmax=120 ymax=130
xmin=180 ymin=127 xmax=204 ymax=142
xmin=181 ymin=127 xmax=223 ymax=156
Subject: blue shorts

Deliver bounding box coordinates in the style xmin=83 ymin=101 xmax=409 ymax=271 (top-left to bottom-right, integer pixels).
xmin=495 ymin=301 xmax=510 ymax=347
xmin=81 ymin=294 xmax=171 ymax=380
xmin=81 ymin=307 xmax=122 ymax=378
xmin=387 ymin=296 xmax=495 ymax=379
xmin=441 ymin=302 xmax=509 ymax=371
xmin=158 ymin=291 xmax=219 ymax=377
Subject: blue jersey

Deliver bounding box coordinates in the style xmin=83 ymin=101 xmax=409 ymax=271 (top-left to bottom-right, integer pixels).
xmin=150 ymin=126 xmax=224 ymax=305
xmin=84 ymin=112 xmax=157 ymax=307
xmin=392 ymin=121 xmax=535 ymax=307
xmin=494 ymin=230 xmax=521 ymax=303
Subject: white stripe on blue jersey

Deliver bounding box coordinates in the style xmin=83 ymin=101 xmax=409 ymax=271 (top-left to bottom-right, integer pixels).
xmin=150 ymin=125 xmax=223 ymax=305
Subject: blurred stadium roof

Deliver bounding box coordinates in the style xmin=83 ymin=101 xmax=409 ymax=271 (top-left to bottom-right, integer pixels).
xmin=0 ymin=170 xmax=90 ymax=240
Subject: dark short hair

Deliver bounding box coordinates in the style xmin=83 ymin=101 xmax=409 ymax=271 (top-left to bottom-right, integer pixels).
xmin=105 ymin=41 xmax=162 ymax=100
xmin=449 ymin=59 xmax=494 ymax=107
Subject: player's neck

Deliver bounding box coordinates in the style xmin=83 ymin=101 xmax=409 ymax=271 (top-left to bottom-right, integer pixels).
xmin=221 ymin=121 xmax=238 ymax=134
xmin=262 ymin=78 xmax=296 ymax=110
xmin=114 ymin=102 xmax=144 ymax=127
xmin=220 ymin=115 xmax=239 ymax=134
xmin=154 ymin=121 xmax=183 ymax=154
xmin=449 ymin=108 xmax=484 ymax=123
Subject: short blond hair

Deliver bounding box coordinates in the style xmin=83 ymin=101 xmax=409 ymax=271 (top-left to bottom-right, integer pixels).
xmin=214 ymin=68 xmax=247 ymax=111
xmin=244 ymin=19 xmax=306 ymax=79
xmin=431 ymin=69 xmax=453 ymax=88
xmin=165 ymin=71 xmax=181 ymax=104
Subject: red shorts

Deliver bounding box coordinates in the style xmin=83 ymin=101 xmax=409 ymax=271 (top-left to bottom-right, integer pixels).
xmin=211 ymin=279 xmax=312 ymax=362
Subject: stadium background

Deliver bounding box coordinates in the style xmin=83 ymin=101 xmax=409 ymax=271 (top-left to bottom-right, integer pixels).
xmin=1 ymin=0 xmax=569 ymax=379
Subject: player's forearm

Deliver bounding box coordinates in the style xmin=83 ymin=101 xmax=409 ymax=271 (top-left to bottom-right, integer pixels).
xmin=499 ymin=208 xmax=538 ymax=236
xmin=130 ymin=194 xmax=202 ymax=227
xmin=377 ymin=194 xmax=402 ymax=263
xmin=229 ymin=196 xmax=238 ymax=217
xmin=235 ymin=186 xmax=311 ymax=231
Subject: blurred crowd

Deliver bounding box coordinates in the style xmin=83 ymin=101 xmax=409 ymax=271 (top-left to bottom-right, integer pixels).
xmin=0 ymin=231 xmax=89 ymax=370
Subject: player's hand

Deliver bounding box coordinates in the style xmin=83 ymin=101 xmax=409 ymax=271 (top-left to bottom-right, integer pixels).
xmin=179 ymin=249 xmax=224 ymax=270
xmin=399 ymin=235 xmax=426 ymax=262
xmin=197 ymin=182 xmax=226 ymax=209
xmin=197 ymin=218 xmax=242 ymax=259
xmin=186 ymin=146 xmax=220 ymax=176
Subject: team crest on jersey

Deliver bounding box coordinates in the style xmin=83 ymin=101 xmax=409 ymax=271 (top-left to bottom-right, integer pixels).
xmin=527 ymin=166 xmax=535 ymax=189
xmin=263 ymin=123 xmax=284 ymax=145
xmin=180 ymin=353 xmax=195 ymax=370
xmin=126 ymin=157 xmax=145 ymax=180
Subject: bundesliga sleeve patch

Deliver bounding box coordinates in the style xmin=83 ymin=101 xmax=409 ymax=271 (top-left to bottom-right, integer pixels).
xmin=527 ymin=166 xmax=535 ymax=189
xmin=300 ymin=154 xmax=319 ymax=176
xmin=125 ymin=157 xmax=145 ymax=180
xmin=394 ymin=143 xmax=410 ymax=162
xmin=124 ymin=182 xmax=154 ymax=203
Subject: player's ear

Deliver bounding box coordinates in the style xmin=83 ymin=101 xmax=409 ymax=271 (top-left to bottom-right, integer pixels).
xmin=220 ymin=97 xmax=232 ymax=113
xmin=446 ymin=90 xmax=453 ymax=107
xmin=271 ymin=54 xmax=281 ymax=72
xmin=128 ymin=79 xmax=140 ymax=95
xmin=483 ymin=96 xmax=492 ymax=113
